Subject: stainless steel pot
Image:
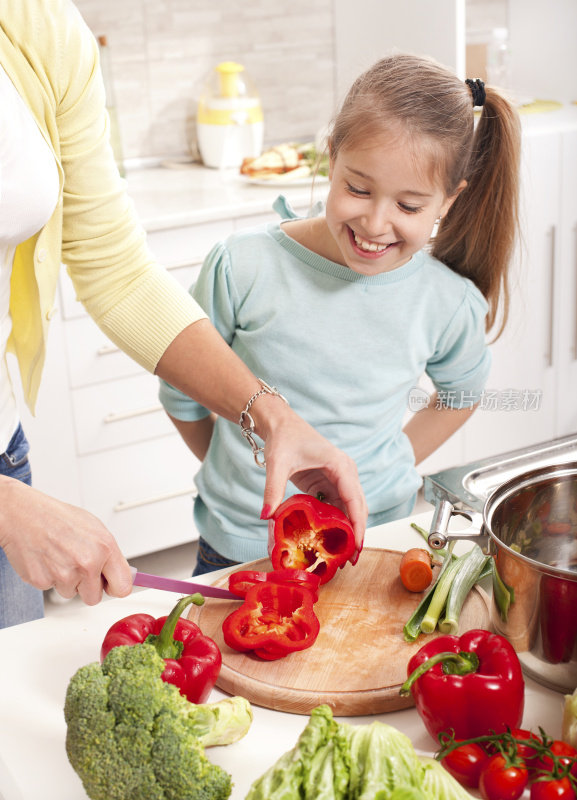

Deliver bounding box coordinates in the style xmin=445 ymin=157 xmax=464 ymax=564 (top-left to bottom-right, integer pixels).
xmin=428 ymin=461 xmax=577 ymax=694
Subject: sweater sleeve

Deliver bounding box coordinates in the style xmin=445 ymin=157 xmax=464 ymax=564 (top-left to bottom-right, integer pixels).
xmin=426 ymin=280 xmax=492 ymax=408
xmin=54 ymin=1 xmax=206 ymax=373
xmin=159 ymin=241 xmax=238 ymax=420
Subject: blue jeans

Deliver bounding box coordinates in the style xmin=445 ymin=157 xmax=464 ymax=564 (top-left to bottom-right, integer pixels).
xmin=192 ymin=537 xmax=240 ymax=577
xmin=0 ymin=424 xmax=44 ymax=628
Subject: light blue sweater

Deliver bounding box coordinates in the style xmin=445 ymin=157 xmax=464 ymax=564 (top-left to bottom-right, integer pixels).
xmin=159 ymin=198 xmax=491 ymax=562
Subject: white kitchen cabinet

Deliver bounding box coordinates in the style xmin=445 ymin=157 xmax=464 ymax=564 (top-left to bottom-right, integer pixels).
xmin=555 ymin=127 xmax=577 ymax=436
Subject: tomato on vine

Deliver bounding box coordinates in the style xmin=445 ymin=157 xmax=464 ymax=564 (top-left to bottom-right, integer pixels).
xmin=534 ymin=740 xmax=577 ymax=781
xmin=530 ymin=774 xmax=577 ymax=800
xmin=478 ymin=753 xmax=529 ymax=800
xmin=441 ymin=741 xmax=489 ymax=788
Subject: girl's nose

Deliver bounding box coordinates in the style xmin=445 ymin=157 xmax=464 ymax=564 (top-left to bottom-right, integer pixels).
xmin=361 ymin=205 xmax=393 ymax=238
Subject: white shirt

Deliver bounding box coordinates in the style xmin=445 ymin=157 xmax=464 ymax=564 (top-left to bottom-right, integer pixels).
xmin=0 ymin=63 xmax=59 ymax=452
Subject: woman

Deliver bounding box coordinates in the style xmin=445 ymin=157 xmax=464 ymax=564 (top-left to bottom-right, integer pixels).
xmin=0 ymin=0 xmax=366 ymax=627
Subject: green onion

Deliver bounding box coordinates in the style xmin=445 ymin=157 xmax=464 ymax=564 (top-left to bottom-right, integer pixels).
xmin=491 ymin=561 xmax=515 ymax=622
xmin=438 ymin=545 xmax=489 ymax=634
xmin=420 ymin=555 xmax=463 ymax=634
xmin=403 ymin=542 xmax=455 ymax=642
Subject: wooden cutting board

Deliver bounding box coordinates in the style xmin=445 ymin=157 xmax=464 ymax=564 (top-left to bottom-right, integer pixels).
xmin=188 ymin=547 xmax=491 ymax=716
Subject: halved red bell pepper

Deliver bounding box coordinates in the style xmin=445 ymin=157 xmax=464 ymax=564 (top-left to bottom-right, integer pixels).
xmin=269 ymin=494 xmax=356 ymax=585
xmin=100 ymin=594 xmax=221 ymax=703
xmin=228 ymin=568 xmax=321 ymax=601
xmin=222 ymin=582 xmax=320 ymax=660
xmin=400 ymin=629 xmax=525 ymax=741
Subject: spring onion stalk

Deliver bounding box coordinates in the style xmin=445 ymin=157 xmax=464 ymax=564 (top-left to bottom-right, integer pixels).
xmin=419 ymin=555 xmax=464 ymax=634
xmin=438 ymin=545 xmax=490 ymax=634
xmin=403 ymin=542 xmax=456 ymax=642
xmin=491 ymin=561 xmax=515 ymax=622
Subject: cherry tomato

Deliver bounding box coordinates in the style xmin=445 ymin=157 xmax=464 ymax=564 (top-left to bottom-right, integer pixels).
xmin=441 ymin=742 xmax=490 ymax=788
xmin=509 ymin=728 xmax=543 ymax=776
xmin=479 ymin=753 xmax=529 ymax=800
xmin=530 ymin=775 xmax=577 ymax=800
xmin=534 ymin=741 xmax=577 ymax=781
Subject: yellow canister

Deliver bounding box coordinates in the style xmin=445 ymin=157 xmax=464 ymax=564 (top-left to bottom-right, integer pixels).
xmin=196 ymin=62 xmax=264 ymax=169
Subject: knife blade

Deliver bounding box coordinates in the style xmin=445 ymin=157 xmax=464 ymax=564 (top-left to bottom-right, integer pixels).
xmin=129 ymin=566 xmax=237 ymax=600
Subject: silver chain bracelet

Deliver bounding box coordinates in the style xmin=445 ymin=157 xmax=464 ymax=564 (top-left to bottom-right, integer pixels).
xmin=239 ymin=379 xmax=289 ymax=468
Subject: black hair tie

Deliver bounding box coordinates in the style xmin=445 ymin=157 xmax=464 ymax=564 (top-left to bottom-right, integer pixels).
xmin=465 ymin=78 xmax=486 ymax=108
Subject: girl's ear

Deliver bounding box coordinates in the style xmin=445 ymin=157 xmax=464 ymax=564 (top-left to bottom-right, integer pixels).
xmin=441 ymin=179 xmax=467 ymax=216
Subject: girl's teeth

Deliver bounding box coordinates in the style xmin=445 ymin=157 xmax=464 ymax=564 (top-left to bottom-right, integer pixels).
xmin=354 ymin=232 xmax=386 ymax=252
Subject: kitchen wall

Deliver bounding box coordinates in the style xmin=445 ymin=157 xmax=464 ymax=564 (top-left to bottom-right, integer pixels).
xmin=74 ymin=0 xmax=336 ymax=164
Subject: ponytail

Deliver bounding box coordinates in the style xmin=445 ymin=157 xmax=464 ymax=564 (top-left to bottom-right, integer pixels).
xmin=432 ymin=88 xmax=522 ymax=338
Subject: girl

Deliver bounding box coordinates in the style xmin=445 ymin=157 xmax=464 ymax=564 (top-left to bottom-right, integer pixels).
xmin=160 ymin=53 xmax=521 ymax=575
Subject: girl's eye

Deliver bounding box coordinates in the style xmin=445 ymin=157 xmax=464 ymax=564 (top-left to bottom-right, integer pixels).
xmin=346 ymin=182 xmax=370 ymax=197
xmin=398 ymin=202 xmax=421 ymax=213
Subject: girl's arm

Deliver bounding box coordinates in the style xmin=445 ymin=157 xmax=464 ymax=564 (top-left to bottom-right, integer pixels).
xmin=166 ymin=412 xmax=216 ymax=462
xmin=403 ymin=392 xmax=477 ymax=465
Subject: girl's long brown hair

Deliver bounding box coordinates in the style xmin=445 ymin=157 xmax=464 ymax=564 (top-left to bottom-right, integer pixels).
xmin=328 ymin=53 xmax=522 ymax=338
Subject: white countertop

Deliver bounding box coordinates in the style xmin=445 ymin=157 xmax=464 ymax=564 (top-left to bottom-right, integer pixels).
xmin=125 ymin=163 xmax=329 ymax=232
xmin=0 ymin=510 xmax=565 ymax=800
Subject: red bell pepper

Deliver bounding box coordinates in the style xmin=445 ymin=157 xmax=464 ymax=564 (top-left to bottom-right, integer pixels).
xmin=222 ymin=582 xmax=320 ymax=660
xmin=100 ymin=593 xmax=221 ymax=703
xmin=228 ymin=568 xmax=321 ymax=601
xmin=539 ymin=573 xmax=577 ymax=663
xmin=269 ymin=493 xmax=356 ymax=586
xmin=400 ymin=629 xmax=524 ymax=741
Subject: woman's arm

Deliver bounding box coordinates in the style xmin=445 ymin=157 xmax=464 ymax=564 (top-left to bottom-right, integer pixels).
xmin=403 ymin=392 xmax=477 ymax=465
xmin=156 ymin=319 xmax=367 ymax=554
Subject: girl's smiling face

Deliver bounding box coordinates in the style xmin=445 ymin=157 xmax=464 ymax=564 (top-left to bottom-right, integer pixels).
xmin=323 ymin=132 xmax=465 ymax=276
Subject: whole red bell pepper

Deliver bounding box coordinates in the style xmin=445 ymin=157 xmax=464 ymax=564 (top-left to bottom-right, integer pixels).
xmin=100 ymin=593 xmax=221 ymax=703
xmin=400 ymin=629 xmax=524 ymax=741
xmin=539 ymin=573 xmax=577 ymax=663
xmin=228 ymin=568 xmax=321 ymax=601
xmin=269 ymin=494 xmax=356 ymax=585
xmin=222 ymin=582 xmax=320 ymax=660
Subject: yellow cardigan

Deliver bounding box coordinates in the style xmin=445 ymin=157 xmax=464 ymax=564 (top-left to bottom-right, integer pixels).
xmin=0 ymin=0 xmax=205 ymax=413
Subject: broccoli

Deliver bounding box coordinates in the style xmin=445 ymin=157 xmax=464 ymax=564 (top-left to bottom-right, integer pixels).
xmin=64 ymin=643 xmax=252 ymax=800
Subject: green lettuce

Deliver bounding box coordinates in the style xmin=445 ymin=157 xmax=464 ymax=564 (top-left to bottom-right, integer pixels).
xmin=245 ymin=705 xmax=475 ymax=800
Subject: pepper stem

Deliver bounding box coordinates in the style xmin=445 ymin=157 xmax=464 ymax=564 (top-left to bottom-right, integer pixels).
xmin=399 ymin=650 xmax=480 ymax=696
xmin=145 ymin=593 xmax=205 ymax=659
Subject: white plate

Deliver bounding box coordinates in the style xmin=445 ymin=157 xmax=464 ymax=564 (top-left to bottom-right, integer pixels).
xmin=237 ymin=173 xmax=329 ymax=188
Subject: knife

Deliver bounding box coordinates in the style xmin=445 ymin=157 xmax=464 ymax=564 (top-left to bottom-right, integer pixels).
xmin=129 ymin=566 xmax=238 ymax=600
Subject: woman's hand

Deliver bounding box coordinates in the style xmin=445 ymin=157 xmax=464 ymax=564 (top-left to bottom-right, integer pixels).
xmin=0 ymin=477 xmax=133 ymax=605
xmin=253 ymin=397 xmax=368 ymax=562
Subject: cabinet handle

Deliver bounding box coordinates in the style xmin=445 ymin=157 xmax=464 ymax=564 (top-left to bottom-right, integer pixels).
xmin=103 ymin=404 xmax=163 ymax=424
xmin=96 ymin=343 xmax=120 ymax=356
xmin=574 ymin=223 xmax=577 ymax=361
xmin=546 ymin=225 xmax=557 ymax=367
xmin=114 ymin=486 xmax=197 ymax=512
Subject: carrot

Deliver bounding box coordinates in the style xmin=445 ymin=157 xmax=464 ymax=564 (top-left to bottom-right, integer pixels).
xmin=399 ymin=548 xmax=434 ymax=592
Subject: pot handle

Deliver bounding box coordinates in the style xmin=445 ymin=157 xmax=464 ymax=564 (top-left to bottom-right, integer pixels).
xmin=428 ymin=498 xmax=485 ymax=550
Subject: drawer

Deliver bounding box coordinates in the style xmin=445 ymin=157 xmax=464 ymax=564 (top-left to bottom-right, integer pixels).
xmin=71 ymin=371 xmax=179 ymax=455
xmin=78 ymin=436 xmax=201 ymax=560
